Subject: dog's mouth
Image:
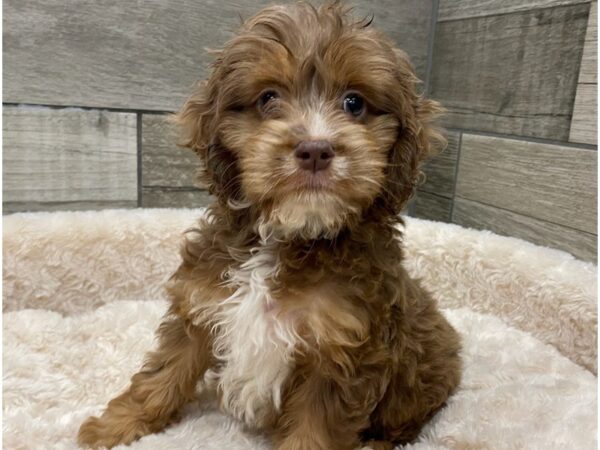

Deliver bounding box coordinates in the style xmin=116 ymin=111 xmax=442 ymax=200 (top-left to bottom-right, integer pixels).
xmin=292 ymin=170 xmax=333 ymax=191
xmin=272 ymin=169 xmax=335 ymax=197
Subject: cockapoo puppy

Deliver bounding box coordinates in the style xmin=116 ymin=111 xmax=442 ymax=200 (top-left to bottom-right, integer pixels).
xmin=78 ymin=2 xmax=461 ymax=449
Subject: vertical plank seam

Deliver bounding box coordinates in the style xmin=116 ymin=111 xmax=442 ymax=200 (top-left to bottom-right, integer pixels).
xmin=566 ymin=2 xmax=598 ymax=145
xmin=424 ymin=0 xmax=440 ymax=96
xmin=568 ymin=1 xmax=594 ymax=139
xmin=406 ymin=195 xmax=417 ymax=216
xmin=137 ymin=113 xmax=142 ymax=208
xmin=449 ymin=131 xmax=463 ymax=222
xmin=416 ymin=0 xmax=440 ymax=217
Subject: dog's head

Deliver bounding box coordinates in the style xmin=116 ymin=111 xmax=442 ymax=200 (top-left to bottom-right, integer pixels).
xmin=176 ymin=2 xmax=444 ymax=240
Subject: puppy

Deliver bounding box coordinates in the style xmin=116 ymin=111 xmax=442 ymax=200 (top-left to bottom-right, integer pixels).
xmin=78 ymin=2 xmax=461 ymax=449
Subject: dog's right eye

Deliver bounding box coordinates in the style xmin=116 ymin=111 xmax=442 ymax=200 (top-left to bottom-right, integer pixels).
xmin=257 ymin=90 xmax=279 ymax=110
xmin=257 ymin=89 xmax=279 ymax=112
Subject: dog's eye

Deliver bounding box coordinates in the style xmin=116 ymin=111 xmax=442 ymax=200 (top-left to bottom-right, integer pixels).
xmin=258 ymin=90 xmax=279 ymax=110
xmin=342 ymin=92 xmax=365 ymax=117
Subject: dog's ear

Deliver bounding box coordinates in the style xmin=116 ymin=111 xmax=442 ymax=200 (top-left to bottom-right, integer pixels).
xmin=172 ymin=58 xmax=241 ymax=203
xmin=381 ymin=49 xmax=446 ymax=214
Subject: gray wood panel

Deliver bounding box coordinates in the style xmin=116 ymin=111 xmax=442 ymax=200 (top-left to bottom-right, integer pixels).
xmin=141 ymin=188 xmax=212 ymax=208
xmin=453 ymin=198 xmax=597 ymax=262
xmin=3 ymin=0 xmax=433 ymax=111
xmin=350 ymin=0 xmax=432 ymax=79
xmin=419 ymin=131 xmax=460 ymax=197
xmin=438 ymin=0 xmax=590 ymax=22
xmin=570 ymin=83 xmax=598 ymax=145
xmin=430 ymin=4 xmax=590 ymax=141
xmin=570 ymin=2 xmax=597 ymax=145
xmin=411 ymin=191 xmax=452 ymax=222
xmin=455 ymin=134 xmax=597 ymax=234
xmin=141 ymin=114 xmax=205 ymax=189
xmin=3 ymin=106 xmax=137 ymax=212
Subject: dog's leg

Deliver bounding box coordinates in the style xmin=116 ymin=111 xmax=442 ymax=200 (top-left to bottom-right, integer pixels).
xmin=273 ymin=371 xmax=375 ymax=450
xmin=78 ymin=317 xmax=212 ymax=449
xmin=365 ymin=300 xmax=462 ymax=446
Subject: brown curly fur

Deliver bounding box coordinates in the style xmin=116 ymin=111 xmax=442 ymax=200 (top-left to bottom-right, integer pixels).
xmin=78 ymin=2 xmax=461 ymax=449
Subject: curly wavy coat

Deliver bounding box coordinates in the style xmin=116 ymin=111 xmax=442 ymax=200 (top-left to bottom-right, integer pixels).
xmin=78 ymin=3 xmax=461 ymax=449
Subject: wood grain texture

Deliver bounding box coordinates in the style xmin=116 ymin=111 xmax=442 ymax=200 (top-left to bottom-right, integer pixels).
xmin=3 ymin=106 xmax=137 ymax=212
xmin=419 ymin=131 xmax=460 ymax=197
xmin=455 ymin=134 xmax=597 ymax=234
xmin=141 ymin=188 xmax=212 ymax=208
xmin=570 ymin=83 xmax=598 ymax=145
xmin=438 ymin=0 xmax=590 ymax=22
xmin=430 ymin=4 xmax=590 ymax=141
xmin=453 ymin=198 xmax=597 ymax=262
xmin=570 ymin=2 xmax=597 ymax=145
xmin=411 ymin=191 xmax=452 ymax=222
xmin=3 ymin=0 xmax=432 ymax=111
xmin=141 ymin=114 xmax=204 ymax=189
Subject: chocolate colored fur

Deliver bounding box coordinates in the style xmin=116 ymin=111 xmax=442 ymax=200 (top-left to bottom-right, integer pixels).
xmin=78 ymin=2 xmax=461 ymax=449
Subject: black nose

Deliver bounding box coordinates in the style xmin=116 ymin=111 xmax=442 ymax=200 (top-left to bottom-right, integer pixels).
xmin=294 ymin=140 xmax=335 ymax=172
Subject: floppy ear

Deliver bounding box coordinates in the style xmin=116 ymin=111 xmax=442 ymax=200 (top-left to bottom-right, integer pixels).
xmin=172 ymin=61 xmax=241 ymax=204
xmin=382 ymin=51 xmax=446 ymax=214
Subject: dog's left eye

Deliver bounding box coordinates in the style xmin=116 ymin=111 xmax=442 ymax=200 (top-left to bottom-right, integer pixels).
xmin=342 ymin=92 xmax=365 ymax=117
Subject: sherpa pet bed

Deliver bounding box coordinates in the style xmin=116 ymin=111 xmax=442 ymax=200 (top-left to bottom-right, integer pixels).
xmin=3 ymin=209 xmax=597 ymax=449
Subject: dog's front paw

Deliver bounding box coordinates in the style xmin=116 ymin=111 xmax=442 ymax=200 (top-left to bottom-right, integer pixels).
xmin=77 ymin=413 xmax=151 ymax=449
xmin=78 ymin=416 xmax=116 ymax=449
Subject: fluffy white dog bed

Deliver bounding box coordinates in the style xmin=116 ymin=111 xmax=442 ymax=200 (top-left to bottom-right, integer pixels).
xmin=3 ymin=209 xmax=598 ymax=449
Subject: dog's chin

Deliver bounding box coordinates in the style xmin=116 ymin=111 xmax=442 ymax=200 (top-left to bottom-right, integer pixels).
xmin=257 ymin=190 xmax=360 ymax=242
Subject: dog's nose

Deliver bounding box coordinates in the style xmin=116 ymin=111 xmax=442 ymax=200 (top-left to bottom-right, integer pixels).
xmin=294 ymin=140 xmax=335 ymax=172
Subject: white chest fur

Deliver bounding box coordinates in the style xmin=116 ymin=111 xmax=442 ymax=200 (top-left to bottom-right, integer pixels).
xmin=202 ymin=246 xmax=300 ymax=428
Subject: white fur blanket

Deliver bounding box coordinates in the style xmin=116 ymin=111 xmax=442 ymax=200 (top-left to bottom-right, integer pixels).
xmin=3 ymin=209 xmax=598 ymax=449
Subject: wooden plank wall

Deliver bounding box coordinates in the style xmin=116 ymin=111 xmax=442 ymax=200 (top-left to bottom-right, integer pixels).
xmin=3 ymin=0 xmax=435 ymax=211
xmin=140 ymin=114 xmax=209 ymax=208
xmin=3 ymin=107 xmax=137 ymax=212
xmin=3 ymin=0 xmax=432 ymax=111
xmin=414 ymin=0 xmax=598 ymax=262
xmin=4 ymin=0 xmax=597 ymax=262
